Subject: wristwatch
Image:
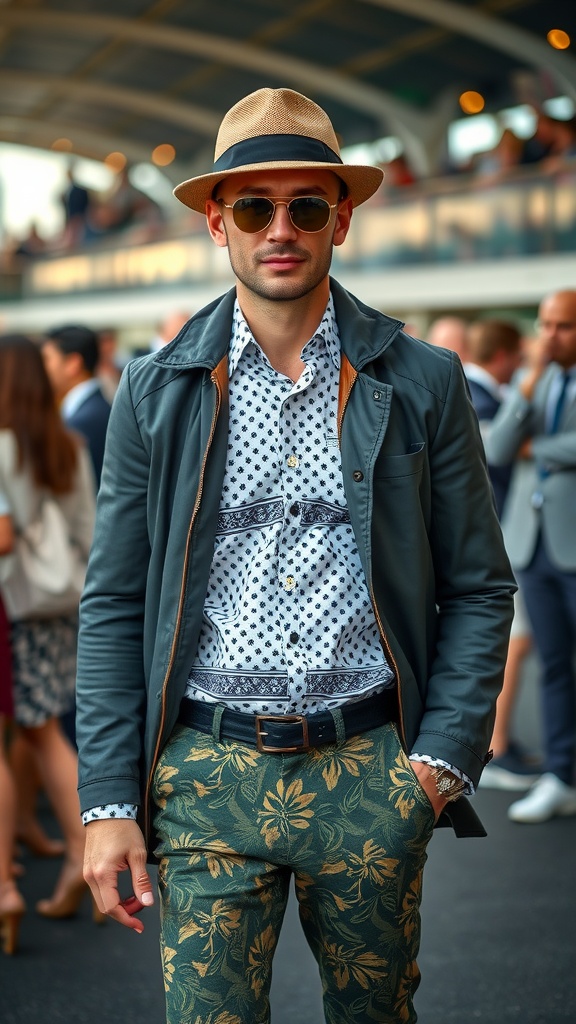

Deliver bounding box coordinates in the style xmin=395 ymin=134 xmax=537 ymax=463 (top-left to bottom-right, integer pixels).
xmin=427 ymin=766 xmax=466 ymax=802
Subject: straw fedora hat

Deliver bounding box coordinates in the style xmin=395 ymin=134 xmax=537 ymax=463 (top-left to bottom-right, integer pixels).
xmin=173 ymin=87 xmax=383 ymax=213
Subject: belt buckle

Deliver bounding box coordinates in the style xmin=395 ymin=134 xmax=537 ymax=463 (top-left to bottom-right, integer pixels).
xmin=255 ymin=714 xmax=309 ymax=753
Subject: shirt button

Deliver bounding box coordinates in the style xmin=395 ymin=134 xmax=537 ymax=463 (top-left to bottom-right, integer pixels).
xmin=289 ymin=503 xmax=299 ymax=516
xmin=373 ymin=390 xmax=382 ymax=400
xmin=284 ymin=576 xmax=296 ymax=591
xmin=289 ymin=631 xmax=299 ymax=644
xmin=352 ymin=470 xmax=364 ymax=482
xmin=286 ymin=454 xmax=299 ymax=468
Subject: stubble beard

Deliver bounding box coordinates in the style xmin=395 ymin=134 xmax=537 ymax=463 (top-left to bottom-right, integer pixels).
xmin=226 ymin=239 xmax=334 ymax=304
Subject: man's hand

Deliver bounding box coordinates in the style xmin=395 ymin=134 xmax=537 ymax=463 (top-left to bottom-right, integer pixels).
xmin=83 ymin=818 xmax=155 ymax=934
xmin=410 ymin=761 xmax=449 ymax=822
xmin=519 ymin=336 xmax=551 ymax=401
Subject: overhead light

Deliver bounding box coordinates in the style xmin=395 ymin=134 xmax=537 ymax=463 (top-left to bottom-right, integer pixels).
xmin=51 ymin=138 xmax=73 ymax=152
xmin=547 ymin=29 xmax=570 ymax=50
xmin=459 ymin=91 xmax=485 ymax=115
xmin=104 ymin=151 xmax=127 ymax=172
xmin=151 ymin=143 xmax=176 ymax=167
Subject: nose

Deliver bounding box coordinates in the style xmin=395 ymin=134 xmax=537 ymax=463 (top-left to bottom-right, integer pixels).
xmin=265 ymin=201 xmax=298 ymax=240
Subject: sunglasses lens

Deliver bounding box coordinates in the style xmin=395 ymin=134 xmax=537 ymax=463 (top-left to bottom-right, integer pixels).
xmin=289 ymin=198 xmax=331 ymax=231
xmin=230 ymin=197 xmax=333 ymax=233
xmin=232 ymin=198 xmax=275 ymax=233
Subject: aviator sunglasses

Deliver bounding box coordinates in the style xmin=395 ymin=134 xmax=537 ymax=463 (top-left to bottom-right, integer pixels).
xmin=218 ymin=195 xmax=338 ymax=233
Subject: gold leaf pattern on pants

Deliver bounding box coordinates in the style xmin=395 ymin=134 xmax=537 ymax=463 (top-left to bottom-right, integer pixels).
xmin=153 ymin=721 xmax=436 ymax=1024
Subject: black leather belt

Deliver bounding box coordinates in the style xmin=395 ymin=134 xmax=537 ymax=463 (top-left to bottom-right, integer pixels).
xmin=177 ymin=691 xmax=397 ymax=753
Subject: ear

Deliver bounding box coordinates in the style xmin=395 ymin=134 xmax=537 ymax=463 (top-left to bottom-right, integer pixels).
xmin=205 ymin=200 xmax=228 ymax=248
xmin=332 ymin=197 xmax=353 ymax=248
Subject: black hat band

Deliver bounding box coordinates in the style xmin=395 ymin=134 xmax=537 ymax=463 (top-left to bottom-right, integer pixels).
xmin=213 ymin=133 xmax=343 ymax=172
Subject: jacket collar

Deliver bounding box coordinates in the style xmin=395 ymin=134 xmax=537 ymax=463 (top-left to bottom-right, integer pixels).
xmin=151 ymin=279 xmax=404 ymax=372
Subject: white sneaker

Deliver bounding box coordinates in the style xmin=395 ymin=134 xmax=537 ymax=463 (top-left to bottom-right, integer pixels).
xmin=508 ymin=773 xmax=576 ymax=824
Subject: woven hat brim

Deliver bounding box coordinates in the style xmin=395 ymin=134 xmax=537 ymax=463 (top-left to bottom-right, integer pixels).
xmin=173 ymin=161 xmax=384 ymax=213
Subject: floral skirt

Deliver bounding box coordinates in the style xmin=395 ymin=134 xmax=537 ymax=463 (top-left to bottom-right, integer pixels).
xmin=10 ymin=615 xmax=78 ymax=727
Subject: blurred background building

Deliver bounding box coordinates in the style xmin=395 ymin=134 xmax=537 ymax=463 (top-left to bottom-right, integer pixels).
xmin=0 ymin=0 xmax=574 ymax=352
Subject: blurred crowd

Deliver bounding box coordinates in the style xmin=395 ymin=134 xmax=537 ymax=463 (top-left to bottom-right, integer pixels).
xmin=379 ymin=110 xmax=576 ymax=195
xmin=0 ymin=311 xmax=190 ymax=955
xmin=1 ymin=163 xmax=166 ymax=269
xmin=427 ymin=295 xmax=576 ymax=827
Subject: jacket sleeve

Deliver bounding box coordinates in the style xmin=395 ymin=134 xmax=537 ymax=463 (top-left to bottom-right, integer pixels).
xmin=532 ymin=431 xmax=576 ymax=471
xmin=76 ymin=366 xmax=151 ymax=812
xmin=484 ymin=379 xmax=533 ymax=466
xmin=412 ymin=356 xmax=516 ymax=784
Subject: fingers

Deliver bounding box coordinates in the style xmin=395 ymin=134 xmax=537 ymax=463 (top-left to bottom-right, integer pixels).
xmin=83 ymin=818 xmax=154 ymax=933
xmin=130 ymin=866 xmax=155 ymax=910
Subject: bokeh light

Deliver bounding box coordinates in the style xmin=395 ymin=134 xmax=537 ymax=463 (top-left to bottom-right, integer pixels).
xmin=547 ymin=29 xmax=570 ymax=50
xmin=151 ymin=143 xmax=176 ymax=167
xmin=104 ymin=151 xmax=127 ymax=172
xmin=51 ymin=138 xmax=73 ymax=152
xmin=459 ymin=91 xmax=485 ymax=115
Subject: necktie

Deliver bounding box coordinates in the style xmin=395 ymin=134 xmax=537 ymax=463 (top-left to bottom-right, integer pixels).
xmin=549 ymin=371 xmax=571 ymax=435
xmin=532 ymin=372 xmax=572 ymax=508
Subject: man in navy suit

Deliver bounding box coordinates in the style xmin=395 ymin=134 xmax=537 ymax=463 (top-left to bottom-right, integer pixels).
xmin=42 ymin=325 xmax=111 ymax=488
xmin=464 ymin=319 xmax=522 ymax=517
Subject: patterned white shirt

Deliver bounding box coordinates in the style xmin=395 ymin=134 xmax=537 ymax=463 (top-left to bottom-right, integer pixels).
xmin=184 ymin=295 xmax=394 ymax=714
xmin=82 ymin=295 xmax=471 ymax=824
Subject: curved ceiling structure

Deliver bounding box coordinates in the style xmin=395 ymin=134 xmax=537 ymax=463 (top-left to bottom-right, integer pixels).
xmin=0 ymin=0 xmax=573 ymax=179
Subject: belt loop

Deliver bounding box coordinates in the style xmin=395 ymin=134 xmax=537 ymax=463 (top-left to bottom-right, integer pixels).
xmin=330 ymin=707 xmax=346 ymax=745
xmin=212 ymin=704 xmax=225 ymax=743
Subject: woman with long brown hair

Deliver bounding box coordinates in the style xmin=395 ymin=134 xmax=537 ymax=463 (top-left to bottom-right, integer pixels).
xmin=0 ymin=334 xmax=97 ymax=951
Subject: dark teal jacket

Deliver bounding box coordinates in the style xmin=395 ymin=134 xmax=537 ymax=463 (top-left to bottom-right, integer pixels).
xmin=76 ymin=281 xmax=515 ymax=844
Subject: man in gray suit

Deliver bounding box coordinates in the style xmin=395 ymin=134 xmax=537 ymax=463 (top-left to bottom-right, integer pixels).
xmin=487 ymin=290 xmax=576 ymax=822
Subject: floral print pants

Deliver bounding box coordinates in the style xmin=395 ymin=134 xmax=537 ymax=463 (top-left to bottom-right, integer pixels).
xmin=152 ymin=719 xmax=436 ymax=1024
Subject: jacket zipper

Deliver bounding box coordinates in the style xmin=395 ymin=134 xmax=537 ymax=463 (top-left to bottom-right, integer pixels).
xmin=143 ymin=366 xmax=223 ymax=839
xmin=369 ymin=582 xmax=405 ymax=748
xmin=338 ymin=357 xmax=406 ymax=749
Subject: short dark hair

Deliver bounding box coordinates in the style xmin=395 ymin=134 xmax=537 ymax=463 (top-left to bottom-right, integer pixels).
xmin=45 ymin=324 xmax=100 ymax=375
xmin=466 ymin=320 xmax=521 ymax=364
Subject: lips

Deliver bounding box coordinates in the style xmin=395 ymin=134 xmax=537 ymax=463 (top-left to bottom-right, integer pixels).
xmin=259 ymin=249 xmax=306 ymax=272
xmin=262 ymin=257 xmax=304 ymax=270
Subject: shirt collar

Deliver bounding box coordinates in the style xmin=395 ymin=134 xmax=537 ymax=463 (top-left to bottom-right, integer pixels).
xmin=61 ymin=378 xmax=101 ymax=419
xmin=463 ymin=363 xmax=504 ymax=401
xmin=229 ymin=293 xmax=340 ymax=377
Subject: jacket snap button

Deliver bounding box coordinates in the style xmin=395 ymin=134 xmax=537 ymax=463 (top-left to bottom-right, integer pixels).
xmin=373 ymin=390 xmax=381 ymax=400
xmin=352 ymin=470 xmax=364 ymax=482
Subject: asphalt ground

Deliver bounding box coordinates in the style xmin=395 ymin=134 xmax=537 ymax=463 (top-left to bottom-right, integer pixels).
xmin=2 ymin=655 xmax=575 ymax=1024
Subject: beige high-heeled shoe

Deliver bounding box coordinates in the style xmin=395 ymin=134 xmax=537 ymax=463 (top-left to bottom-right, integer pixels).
xmin=0 ymin=881 xmax=26 ymax=955
xmin=16 ymin=821 xmax=65 ymax=859
xmin=36 ymin=865 xmax=105 ymax=924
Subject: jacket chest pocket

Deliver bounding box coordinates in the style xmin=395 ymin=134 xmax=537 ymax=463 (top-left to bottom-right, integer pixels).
xmin=373 ymin=442 xmax=426 ymax=480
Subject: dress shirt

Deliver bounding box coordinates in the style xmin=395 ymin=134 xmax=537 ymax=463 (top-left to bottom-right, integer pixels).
xmin=463 ymin=363 xmax=505 ymax=404
xmin=82 ymin=296 xmax=471 ymax=825
xmin=185 ymin=296 xmax=394 ymax=714
xmin=61 ymin=378 xmax=102 ymax=420
xmin=545 ymin=366 xmax=576 ymax=433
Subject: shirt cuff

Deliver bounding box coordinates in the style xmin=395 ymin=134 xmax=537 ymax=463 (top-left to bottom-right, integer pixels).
xmin=410 ymin=753 xmax=475 ymax=795
xmin=82 ymin=803 xmax=139 ymax=825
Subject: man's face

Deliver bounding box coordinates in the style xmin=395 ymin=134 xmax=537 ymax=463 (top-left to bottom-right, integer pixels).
xmin=205 ymin=169 xmax=352 ymax=304
xmin=537 ymin=292 xmax=576 ymax=369
xmin=41 ymin=340 xmax=70 ymax=399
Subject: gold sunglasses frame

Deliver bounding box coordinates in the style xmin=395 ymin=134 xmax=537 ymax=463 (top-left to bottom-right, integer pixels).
xmin=217 ymin=196 xmax=338 ymax=233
